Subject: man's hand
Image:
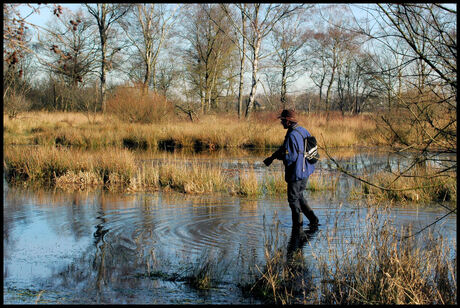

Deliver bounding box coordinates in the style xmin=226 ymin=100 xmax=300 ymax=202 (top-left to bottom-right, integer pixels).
xmin=263 ymin=156 xmax=274 ymax=166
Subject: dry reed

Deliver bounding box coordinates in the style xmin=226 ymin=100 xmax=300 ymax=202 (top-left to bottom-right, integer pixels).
xmin=3 ymin=111 xmax=379 ymax=151
xmin=313 ymin=209 xmax=457 ymax=304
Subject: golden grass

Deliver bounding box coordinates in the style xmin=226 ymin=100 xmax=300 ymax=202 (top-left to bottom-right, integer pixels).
xmin=241 ymin=210 xmax=457 ymax=304
xmin=3 ymin=111 xmax=379 ymax=151
xmin=313 ymin=209 xmax=457 ymax=304
xmin=4 ymin=142 xmax=455 ymax=204
xmin=351 ymin=168 xmax=457 ymax=204
xmin=157 ymin=159 xmax=227 ymax=194
xmin=4 ymin=145 xmax=343 ymax=196
xmin=237 ymin=168 xmax=263 ymax=197
xmin=4 ymin=145 xmax=137 ymax=189
xmin=263 ymin=171 xmax=288 ymax=195
xmin=307 ymin=173 xmax=340 ymax=192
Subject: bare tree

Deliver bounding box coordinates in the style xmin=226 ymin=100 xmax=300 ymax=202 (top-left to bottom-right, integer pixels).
xmin=182 ymin=4 xmax=236 ymax=114
xmin=322 ymin=3 xmax=457 ymax=234
xmin=38 ymin=9 xmax=98 ymax=88
xmin=84 ymin=3 xmax=132 ymax=112
xmin=305 ymin=5 xmax=362 ymax=119
xmin=219 ymin=4 xmax=304 ymax=118
xmin=120 ymin=4 xmax=179 ymax=93
xmin=34 ymin=9 xmax=101 ymax=113
xmin=335 ymin=49 xmax=379 ymax=114
xmin=269 ymin=6 xmax=313 ymax=109
xmin=3 ymin=4 xmax=55 ymax=117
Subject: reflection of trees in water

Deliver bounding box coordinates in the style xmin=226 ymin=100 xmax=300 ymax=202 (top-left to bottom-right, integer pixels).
xmin=53 ymin=224 xmax=156 ymax=303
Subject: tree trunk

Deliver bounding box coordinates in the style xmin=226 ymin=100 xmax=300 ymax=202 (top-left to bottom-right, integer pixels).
xmin=237 ymin=8 xmax=246 ymax=119
xmin=245 ymin=36 xmax=261 ymax=118
xmin=143 ymin=64 xmax=151 ymax=95
xmin=280 ymin=63 xmax=287 ymax=108
xmin=100 ymin=33 xmax=107 ymax=113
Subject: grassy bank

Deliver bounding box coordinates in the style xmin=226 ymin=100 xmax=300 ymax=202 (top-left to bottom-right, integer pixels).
xmin=4 ymin=145 xmax=455 ymax=203
xmin=3 ymin=111 xmax=380 ymax=151
xmin=3 ymin=145 xmax=334 ymax=196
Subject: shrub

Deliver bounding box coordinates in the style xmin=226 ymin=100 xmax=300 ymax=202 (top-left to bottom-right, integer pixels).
xmin=4 ymin=91 xmax=31 ymax=119
xmin=106 ymin=84 xmax=175 ymax=123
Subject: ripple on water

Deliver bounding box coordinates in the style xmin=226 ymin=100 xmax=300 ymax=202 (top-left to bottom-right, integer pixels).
xmin=90 ymin=203 xmax=266 ymax=256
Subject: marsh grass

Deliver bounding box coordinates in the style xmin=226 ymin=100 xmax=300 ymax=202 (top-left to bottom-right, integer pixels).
xmin=237 ymin=168 xmax=262 ymax=197
xmin=140 ymin=247 xmax=231 ymax=291
xmin=4 ymin=146 xmax=137 ymax=189
xmin=263 ymin=171 xmax=287 ymax=195
xmin=4 ymin=145 xmax=336 ymax=196
xmin=3 ymin=111 xmax=379 ymax=151
xmin=238 ymin=209 xmax=456 ymax=304
xmin=237 ymin=214 xmax=316 ymax=304
xmin=313 ymin=209 xmax=457 ymax=304
xmin=353 ymin=168 xmax=457 ymax=204
xmin=6 ymin=143 xmax=453 ymax=204
xmin=307 ymin=173 xmax=340 ymax=192
xmin=183 ymin=249 xmax=232 ymax=290
xmin=158 ymin=159 xmax=227 ymax=194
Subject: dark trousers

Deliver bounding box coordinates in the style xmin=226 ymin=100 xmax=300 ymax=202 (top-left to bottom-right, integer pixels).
xmin=287 ymin=178 xmax=318 ymax=226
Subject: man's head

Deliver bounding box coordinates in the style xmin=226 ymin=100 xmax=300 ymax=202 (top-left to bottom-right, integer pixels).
xmin=278 ymin=109 xmax=297 ymax=129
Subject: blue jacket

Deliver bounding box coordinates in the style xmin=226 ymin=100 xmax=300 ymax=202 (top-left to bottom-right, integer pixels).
xmin=282 ymin=124 xmax=315 ymax=182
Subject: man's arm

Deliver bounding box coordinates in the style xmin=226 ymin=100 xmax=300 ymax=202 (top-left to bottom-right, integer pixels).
xmin=263 ymin=145 xmax=285 ymax=166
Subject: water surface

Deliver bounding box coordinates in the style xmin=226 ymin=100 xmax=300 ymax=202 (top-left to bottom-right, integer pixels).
xmin=3 ymin=151 xmax=456 ymax=304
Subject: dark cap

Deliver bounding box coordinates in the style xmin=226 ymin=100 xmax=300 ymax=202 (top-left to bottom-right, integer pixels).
xmin=277 ymin=109 xmax=297 ymax=122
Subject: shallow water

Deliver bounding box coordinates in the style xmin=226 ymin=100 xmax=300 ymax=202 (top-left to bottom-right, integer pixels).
xmin=3 ymin=151 xmax=457 ymax=304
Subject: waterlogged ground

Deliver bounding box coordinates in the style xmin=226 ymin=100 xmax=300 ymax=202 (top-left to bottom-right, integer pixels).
xmin=3 ymin=150 xmax=457 ymax=304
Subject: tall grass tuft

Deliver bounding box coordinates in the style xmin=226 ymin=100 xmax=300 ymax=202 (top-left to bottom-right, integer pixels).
xmin=4 ymin=146 xmax=137 ymax=188
xmin=236 ymin=168 xmax=262 ymax=197
xmin=314 ymin=209 xmax=457 ymax=304
xmin=357 ymin=168 xmax=457 ymax=204
xmin=183 ymin=249 xmax=231 ymax=291
xmin=263 ymin=171 xmax=287 ymax=195
xmin=158 ymin=159 xmax=227 ymax=194
xmin=307 ymin=173 xmax=340 ymax=192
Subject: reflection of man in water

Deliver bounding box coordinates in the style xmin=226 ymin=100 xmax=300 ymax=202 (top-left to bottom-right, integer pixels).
xmin=263 ymin=109 xmax=319 ymax=228
xmin=285 ymin=224 xmax=319 ymax=295
xmin=287 ymin=224 xmax=318 ymax=261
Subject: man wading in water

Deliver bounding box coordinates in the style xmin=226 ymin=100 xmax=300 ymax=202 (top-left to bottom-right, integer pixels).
xmin=263 ymin=109 xmax=319 ymax=228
